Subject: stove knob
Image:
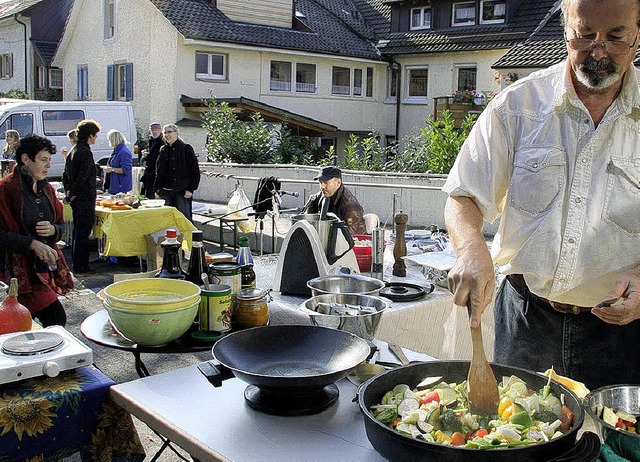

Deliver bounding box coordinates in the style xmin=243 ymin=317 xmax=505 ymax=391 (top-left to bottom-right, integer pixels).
xmin=43 ymin=361 xmax=61 ymax=378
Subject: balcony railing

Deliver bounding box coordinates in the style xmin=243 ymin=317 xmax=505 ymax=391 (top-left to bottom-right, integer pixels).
xmin=433 ymin=96 xmax=486 ymax=127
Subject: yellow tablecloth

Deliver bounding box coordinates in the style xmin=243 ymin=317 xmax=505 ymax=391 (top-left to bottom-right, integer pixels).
xmin=94 ymin=206 xmax=196 ymax=257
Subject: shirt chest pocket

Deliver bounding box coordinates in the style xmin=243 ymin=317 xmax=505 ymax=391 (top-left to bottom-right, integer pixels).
xmin=603 ymin=157 xmax=640 ymax=235
xmin=508 ymin=148 xmax=566 ymax=216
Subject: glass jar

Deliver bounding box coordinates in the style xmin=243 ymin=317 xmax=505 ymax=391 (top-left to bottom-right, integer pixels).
xmin=234 ymin=288 xmax=270 ymax=329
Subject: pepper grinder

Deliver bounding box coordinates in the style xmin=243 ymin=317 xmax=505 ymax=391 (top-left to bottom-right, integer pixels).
xmin=393 ymin=212 xmax=408 ymax=277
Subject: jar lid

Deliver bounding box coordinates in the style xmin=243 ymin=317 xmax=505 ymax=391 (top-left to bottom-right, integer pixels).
xmin=239 ymin=236 xmax=250 ymax=246
xmin=165 ymin=228 xmax=177 ymax=239
xmin=237 ymin=288 xmax=268 ymax=301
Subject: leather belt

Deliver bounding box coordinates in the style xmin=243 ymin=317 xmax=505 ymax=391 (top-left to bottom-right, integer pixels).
xmin=507 ymin=274 xmax=592 ymax=315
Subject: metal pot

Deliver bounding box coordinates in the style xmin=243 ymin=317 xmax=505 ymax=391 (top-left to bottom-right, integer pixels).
xmin=201 ymin=325 xmax=371 ymax=415
xmin=358 ymin=361 xmax=600 ymax=462
xmin=307 ymin=274 xmax=386 ymax=297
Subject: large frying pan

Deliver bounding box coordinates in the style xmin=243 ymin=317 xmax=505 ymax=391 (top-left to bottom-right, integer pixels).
xmin=205 ymin=325 xmax=370 ymax=415
xmin=358 ymin=361 xmax=600 ymax=462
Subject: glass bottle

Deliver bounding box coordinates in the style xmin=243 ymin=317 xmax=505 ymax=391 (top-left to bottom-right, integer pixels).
xmin=236 ymin=236 xmax=256 ymax=289
xmin=155 ymin=229 xmax=186 ymax=279
xmin=187 ymin=229 xmax=207 ymax=286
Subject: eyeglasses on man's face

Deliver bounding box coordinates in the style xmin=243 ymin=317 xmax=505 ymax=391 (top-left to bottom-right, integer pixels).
xmin=565 ymin=28 xmax=639 ymax=55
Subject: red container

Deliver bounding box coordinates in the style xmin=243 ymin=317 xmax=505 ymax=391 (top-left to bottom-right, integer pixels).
xmin=352 ymin=234 xmax=372 ymax=273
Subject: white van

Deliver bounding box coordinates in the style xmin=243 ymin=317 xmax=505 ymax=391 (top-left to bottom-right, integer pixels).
xmin=0 ymin=99 xmax=137 ymax=178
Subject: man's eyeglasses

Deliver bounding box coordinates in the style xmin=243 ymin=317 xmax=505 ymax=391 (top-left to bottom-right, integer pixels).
xmin=565 ymin=29 xmax=639 ymax=55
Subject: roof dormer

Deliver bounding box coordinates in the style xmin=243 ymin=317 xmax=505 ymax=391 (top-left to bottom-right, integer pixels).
xmin=216 ymin=0 xmax=293 ymax=29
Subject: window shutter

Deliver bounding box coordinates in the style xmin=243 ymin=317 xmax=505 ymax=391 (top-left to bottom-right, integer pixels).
xmin=125 ymin=62 xmax=133 ymax=101
xmin=107 ymin=64 xmax=114 ymax=100
xmin=8 ymin=53 xmax=13 ymax=78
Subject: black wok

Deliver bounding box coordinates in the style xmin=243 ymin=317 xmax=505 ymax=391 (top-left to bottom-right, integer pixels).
xmin=203 ymin=325 xmax=370 ymax=415
xmin=358 ymin=361 xmax=600 ymax=462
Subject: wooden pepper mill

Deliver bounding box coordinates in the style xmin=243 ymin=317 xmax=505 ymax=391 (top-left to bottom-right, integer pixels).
xmin=392 ymin=212 xmax=408 ymax=277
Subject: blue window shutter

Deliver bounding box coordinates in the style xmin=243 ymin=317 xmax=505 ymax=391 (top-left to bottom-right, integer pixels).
xmin=107 ymin=64 xmax=114 ymax=100
xmin=83 ymin=67 xmax=89 ymax=100
xmin=77 ymin=68 xmax=82 ymax=100
xmin=125 ymin=63 xmax=133 ymax=101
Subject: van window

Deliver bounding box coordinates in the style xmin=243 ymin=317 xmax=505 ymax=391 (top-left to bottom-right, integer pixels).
xmin=42 ymin=110 xmax=85 ymax=136
xmin=0 ymin=113 xmax=34 ymax=138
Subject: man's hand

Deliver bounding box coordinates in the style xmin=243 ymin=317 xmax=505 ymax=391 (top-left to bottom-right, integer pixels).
xmin=447 ymin=244 xmax=495 ymax=328
xmin=184 ymin=191 xmax=193 ymax=199
xmin=592 ymin=266 xmax=640 ymax=325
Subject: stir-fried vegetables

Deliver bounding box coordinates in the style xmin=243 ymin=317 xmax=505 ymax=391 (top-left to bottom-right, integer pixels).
xmin=595 ymin=405 xmax=639 ymax=434
xmin=370 ymin=374 xmax=573 ymax=449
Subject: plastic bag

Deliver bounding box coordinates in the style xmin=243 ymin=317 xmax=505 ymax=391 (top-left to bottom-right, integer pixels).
xmin=227 ymin=187 xmax=255 ymax=233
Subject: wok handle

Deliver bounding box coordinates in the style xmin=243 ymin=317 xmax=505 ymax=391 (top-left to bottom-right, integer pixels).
xmin=548 ymin=431 xmax=601 ymax=462
xmin=197 ymin=360 xmax=235 ymax=387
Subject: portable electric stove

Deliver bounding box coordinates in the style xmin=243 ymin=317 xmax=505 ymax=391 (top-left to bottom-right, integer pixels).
xmin=0 ymin=326 xmax=93 ymax=385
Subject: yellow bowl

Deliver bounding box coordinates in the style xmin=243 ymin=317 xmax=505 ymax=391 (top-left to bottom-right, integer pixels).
xmin=105 ymin=298 xmax=199 ymax=346
xmin=102 ymin=278 xmax=201 ymax=311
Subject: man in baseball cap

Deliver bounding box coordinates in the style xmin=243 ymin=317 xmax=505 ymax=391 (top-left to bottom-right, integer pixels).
xmin=302 ymin=166 xmax=366 ymax=235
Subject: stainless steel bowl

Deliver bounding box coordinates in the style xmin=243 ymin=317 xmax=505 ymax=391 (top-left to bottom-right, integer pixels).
xmin=300 ymin=293 xmax=388 ymax=340
xmin=307 ymin=274 xmax=385 ymax=297
xmin=585 ymin=384 xmax=640 ymax=456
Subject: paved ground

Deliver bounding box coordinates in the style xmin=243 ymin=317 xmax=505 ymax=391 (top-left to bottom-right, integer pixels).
xmin=59 ymin=239 xmax=218 ymax=461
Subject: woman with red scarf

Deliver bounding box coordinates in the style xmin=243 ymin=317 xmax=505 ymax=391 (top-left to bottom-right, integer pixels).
xmin=0 ymin=134 xmax=74 ymax=326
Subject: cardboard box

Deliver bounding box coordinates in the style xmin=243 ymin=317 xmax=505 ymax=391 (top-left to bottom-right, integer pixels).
xmin=145 ymin=229 xmax=184 ymax=271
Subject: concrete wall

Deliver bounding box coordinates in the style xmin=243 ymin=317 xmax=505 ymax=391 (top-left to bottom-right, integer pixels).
xmin=194 ymin=163 xmax=499 ymax=236
xmin=0 ymin=16 xmax=30 ymax=95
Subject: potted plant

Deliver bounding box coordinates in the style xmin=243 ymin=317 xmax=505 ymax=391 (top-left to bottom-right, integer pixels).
xmin=451 ymin=89 xmax=475 ymax=104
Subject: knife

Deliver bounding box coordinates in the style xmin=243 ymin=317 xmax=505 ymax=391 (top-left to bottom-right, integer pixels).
xmin=388 ymin=343 xmax=410 ymax=366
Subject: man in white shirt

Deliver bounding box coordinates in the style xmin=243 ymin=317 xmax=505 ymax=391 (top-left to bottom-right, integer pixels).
xmin=443 ymin=0 xmax=640 ymax=388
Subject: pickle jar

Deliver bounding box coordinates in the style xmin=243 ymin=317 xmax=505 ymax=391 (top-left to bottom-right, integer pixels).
xmin=234 ymin=288 xmax=270 ymax=329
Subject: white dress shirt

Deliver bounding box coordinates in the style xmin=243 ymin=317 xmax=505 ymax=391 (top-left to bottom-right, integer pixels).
xmin=443 ymin=61 xmax=640 ymax=306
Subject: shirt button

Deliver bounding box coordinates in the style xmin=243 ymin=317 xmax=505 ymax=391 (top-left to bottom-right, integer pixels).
xmin=532 ymin=162 xmax=538 ymax=169
xmin=35 ymin=198 xmax=41 ymax=204
xmin=584 ymin=119 xmax=590 ymax=124
xmin=39 ymin=212 xmax=44 ymax=217
xmin=581 ymin=158 xmax=587 ymax=164
xmin=575 ymin=197 xmax=582 ymax=203
xmin=568 ymin=238 xmax=575 ymax=244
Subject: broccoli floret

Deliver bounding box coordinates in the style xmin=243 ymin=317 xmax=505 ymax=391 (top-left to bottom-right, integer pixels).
xmin=440 ymin=409 xmax=463 ymax=433
xmin=533 ymin=409 xmax=558 ymax=423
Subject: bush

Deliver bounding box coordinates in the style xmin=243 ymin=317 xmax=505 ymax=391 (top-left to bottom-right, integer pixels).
xmin=0 ymin=90 xmax=29 ymax=99
xmin=387 ymin=110 xmax=476 ymax=174
xmin=327 ymin=132 xmax=394 ymax=171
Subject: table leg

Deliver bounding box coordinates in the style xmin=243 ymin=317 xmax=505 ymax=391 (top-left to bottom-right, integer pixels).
xmin=219 ymin=218 xmax=224 ymax=252
xmin=133 ymin=351 xmax=150 ymax=378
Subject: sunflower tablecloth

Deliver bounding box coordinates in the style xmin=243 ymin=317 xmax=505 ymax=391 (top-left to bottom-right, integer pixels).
xmin=0 ymin=365 xmax=145 ymax=462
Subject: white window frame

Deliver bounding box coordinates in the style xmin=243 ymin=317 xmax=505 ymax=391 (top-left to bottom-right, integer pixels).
xmin=410 ymin=7 xmax=432 ymax=30
xmin=387 ymin=67 xmax=398 ymax=101
xmin=270 ymin=61 xmax=292 ymax=92
xmin=456 ymin=64 xmax=477 ymax=92
xmin=405 ymin=66 xmax=428 ymax=101
xmin=332 ymin=66 xmax=351 ymax=96
xmin=36 ymin=66 xmax=47 ymax=89
xmin=48 ymin=68 xmax=63 ymax=89
xmin=295 ymin=63 xmax=316 ymax=93
xmin=452 ymin=1 xmax=476 ymax=26
xmin=0 ymin=53 xmax=12 ymax=79
xmin=115 ymin=63 xmax=126 ymax=100
xmin=353 ymin=68 xmax=363 ymax=97
xmin=480 ymin=0 xmax=506 ymax=24
xmin=195 ymin=52 xmax=227 ymax=81
xmin=103 ymin=0 xmax=115 ymax=40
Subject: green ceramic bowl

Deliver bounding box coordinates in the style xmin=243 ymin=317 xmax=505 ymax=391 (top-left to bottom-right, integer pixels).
xmin=105 ymin=298 xmax=199 ymax=346
xmin=101 ymin=278 xmax=201 ymax=311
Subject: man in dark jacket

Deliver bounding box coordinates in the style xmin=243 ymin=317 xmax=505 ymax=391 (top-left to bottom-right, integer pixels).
xmin=141 ymin=122 xmax=163 ymax=198
xmin=154 ymin=124 xmax=200 ymax=223
xmin=66 ymin=119 xmax=100 ymax=274
xmin=302 ymin=166 xmax=366 ymax=235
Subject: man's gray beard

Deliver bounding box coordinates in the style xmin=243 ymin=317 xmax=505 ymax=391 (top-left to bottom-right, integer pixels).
xmin=575 ymin=69 xmax=620 ymax=91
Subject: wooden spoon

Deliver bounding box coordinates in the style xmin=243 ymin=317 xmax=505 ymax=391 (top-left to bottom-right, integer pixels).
xmin=467 ymin=306 xmax=500 ymax=415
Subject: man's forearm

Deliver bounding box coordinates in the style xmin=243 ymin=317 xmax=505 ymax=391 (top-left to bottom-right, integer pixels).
xmin=444 ymin=195 xmax=487 ymax=257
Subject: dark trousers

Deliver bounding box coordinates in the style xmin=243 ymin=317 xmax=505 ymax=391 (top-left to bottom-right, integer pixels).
xmin=71 ymin=199 xmax=95 ymax=271
xmin=494 ymin=276 xmax=640 ymax=389
xmin=160 ymin=191 xmax=193 ymax=223
xmin=33 ymin=299 xmax=67 ymax=327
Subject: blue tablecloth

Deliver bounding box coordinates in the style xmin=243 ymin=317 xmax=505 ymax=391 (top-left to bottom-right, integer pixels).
xmin=0 ymin=366 xmax=145 ymax=461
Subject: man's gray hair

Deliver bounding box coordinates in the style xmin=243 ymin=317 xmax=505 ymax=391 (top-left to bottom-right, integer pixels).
xmin=560 ymin=0 xmax=640 ymax=26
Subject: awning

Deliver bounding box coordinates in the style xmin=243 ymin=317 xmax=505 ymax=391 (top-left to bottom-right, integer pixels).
xmin=180 ymin=95 xmax=337 ymax=137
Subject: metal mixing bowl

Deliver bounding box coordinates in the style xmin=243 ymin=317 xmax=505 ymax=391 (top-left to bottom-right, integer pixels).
xmin=585 ymin=384 xmax=640 ymax=456
xmin=307 ymin=274 xmax=385 ymax=297
xmin=299 ymin=293 xmax=388 ymax=340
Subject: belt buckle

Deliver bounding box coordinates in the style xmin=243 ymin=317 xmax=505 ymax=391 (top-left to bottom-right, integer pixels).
xmin=549 ymin=301 xmax=581 ymax=315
